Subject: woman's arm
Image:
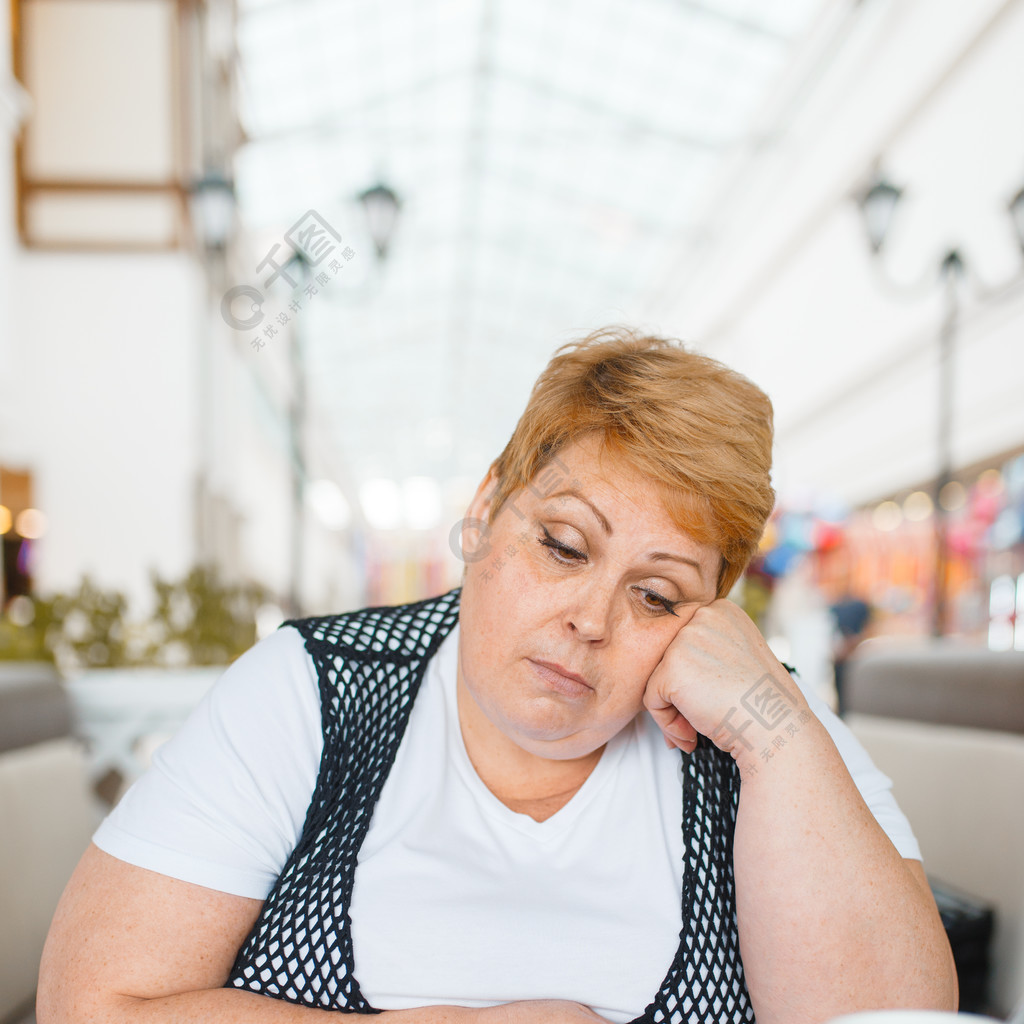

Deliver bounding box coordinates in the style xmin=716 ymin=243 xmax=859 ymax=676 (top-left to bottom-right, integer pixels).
xmin=645 ymin=599 xmax=957 ymax=1024
xmin=39 ymin=844 xmax=351 ymax=1023
xmin=730 ymin=714 xmax=957 ymax=1023
xmin=38 ymin=845 xmax=609 ymax=1024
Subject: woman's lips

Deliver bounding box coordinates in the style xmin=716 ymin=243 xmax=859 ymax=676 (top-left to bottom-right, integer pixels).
xmin=528 ymin=659 xmax=593 ymax=697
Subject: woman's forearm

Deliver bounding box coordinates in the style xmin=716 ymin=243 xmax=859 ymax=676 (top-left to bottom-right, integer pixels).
xmin=730 ymin=710 xmax=957 ymax=1024
xmin=44 ymin=987 xmax=607 ymax=1024
xmin=38 ymin=848 xmax=611 ymax=1024
xmin=43 ymin=986 xmax=485 ymax=1024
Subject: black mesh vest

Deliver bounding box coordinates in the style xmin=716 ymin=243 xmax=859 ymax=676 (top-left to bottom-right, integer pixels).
xmin=226 ymin=587 xmax=755 ymax=1023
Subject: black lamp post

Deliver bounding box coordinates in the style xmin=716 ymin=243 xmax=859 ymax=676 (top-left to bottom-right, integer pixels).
xmin=281 ymin=183 xmax=401 ymax=616
xmin=283 ymin=250 xmax=313 ymax=619
xmin=188 ymin=169 xmax=236 ymax=571
xmin=857 ymin=171 xmax=1024 ymax=636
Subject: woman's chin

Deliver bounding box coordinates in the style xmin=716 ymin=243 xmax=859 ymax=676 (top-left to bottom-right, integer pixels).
xmin=500 ymin=707 xmax=608 ymax=759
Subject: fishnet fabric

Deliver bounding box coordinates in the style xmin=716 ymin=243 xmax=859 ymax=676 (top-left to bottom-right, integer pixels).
xmin=226 ymin=589 xmax=461 ymax=1011
xmin=226 ymin=587 xmax=755 ymax=1023
xmin=633 ymin=733 xmax=755 ymax=1024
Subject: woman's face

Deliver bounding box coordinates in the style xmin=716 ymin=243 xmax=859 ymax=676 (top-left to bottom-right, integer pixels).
xmin=457 ymin=433 xmax=722 ymax=762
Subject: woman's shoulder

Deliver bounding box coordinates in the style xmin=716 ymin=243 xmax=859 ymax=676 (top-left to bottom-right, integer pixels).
xmin=282 ymin=587 xmax=462 ymax=662
xmin=92 ymin=622 xmax=325 ymax=898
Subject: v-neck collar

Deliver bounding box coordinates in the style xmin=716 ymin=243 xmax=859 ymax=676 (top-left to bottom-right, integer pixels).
xmin=436 ymin=622 xmax=632 ymax=840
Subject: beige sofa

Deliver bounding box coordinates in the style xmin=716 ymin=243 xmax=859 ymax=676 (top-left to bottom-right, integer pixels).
xmin=844 ymin=640 xmax=1024 ymax=1017
xmin=0 ymin=663 xmax=97 ymax=1024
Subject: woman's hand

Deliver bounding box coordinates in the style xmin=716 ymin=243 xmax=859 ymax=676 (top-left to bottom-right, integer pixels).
xmin=389 ymin=1002 xmax=612 ymax=1024
xmin=382 ymin=1002 xmax=610 ymax=1024
xmin=492 ymin=1000 xmax=613 ymax=1024
xmin=642 ymin=598 xmax=806 ymax=758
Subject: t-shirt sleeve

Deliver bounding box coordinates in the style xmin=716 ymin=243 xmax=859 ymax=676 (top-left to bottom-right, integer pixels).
xmin=91 ymin=625 xmax=323 ymax=899
xmin=785 ymin=666 xmax=922 ymax=862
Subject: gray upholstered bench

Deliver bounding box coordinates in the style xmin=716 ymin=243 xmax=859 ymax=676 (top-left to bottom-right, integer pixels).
xmin=0 ymin=662 xmax=97 ymax=1024
xmin=844 ymin=640 xmax=1024 ymax=1016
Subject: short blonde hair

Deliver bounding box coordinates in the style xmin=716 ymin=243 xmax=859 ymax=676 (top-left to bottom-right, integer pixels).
xmin=487 ymin=326 xmax=775 ymax=598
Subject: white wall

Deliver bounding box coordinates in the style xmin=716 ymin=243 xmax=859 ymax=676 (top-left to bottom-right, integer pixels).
xmin=649 ymin=0 xmax=1024 ymax=507
xmin=7 ymin=250 xmax=201 ymax=613
xmin=0 ymin=2 xmax=360 ymax=622
xmin=0 ymin=5 xmax=207 ymax=617
xmin=0 ymin=3 xmax=24 ymax=458
xmin=3 ymin=244 xmax=361 ymax=618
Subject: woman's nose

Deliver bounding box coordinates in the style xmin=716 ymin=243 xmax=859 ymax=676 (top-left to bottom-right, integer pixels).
xmin=565 ymin=578 xmax=614 ymax=643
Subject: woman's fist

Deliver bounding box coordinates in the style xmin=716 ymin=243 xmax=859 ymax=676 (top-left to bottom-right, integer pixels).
xmin=643 ymin=599 xmax=807 ymax=758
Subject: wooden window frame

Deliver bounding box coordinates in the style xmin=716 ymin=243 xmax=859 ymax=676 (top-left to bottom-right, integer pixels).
xmin=11 ymin=0 xmax=195 ymax=251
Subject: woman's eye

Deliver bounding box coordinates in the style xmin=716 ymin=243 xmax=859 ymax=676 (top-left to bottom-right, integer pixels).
xmin=536 ymin=527 xmax=680 ymax=616
xmin=635 ymin=588 xmax=680 ymax=617
xmin=537 ymin=527 xmax=586 ymax=564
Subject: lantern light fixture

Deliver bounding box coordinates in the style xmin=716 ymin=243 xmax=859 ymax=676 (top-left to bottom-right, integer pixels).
xmin=189 ymin=170 xmax=236 ymax=252
xmin=358 ymin=181 xmax=402 ymax=261
xmin=856 ymin=175 xmax=903 ymax=254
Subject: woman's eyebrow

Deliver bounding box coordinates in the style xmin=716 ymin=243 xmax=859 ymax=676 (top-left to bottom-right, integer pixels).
xmin=546 ymin=490 xmax=707 ymax=580
xmin=547 ymin=489 xmax=612 ymax=533
xmin=645 ymin=550 xmax=706 ymax=580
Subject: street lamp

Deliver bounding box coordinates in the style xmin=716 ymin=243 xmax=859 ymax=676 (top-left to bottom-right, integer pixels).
xmin=857 ymin=177 xmax=903 ymax=255
xmin=278 ymin=179 xmax=401 ymax=615
xmin=188 ymin=170 xmax=236 ymax=253
xmin=856 ymin=170 xmax=1024 ymax=636
xmin=187 ymin=170 xmax=236 ymax=575
xmin=358 ymin=181 xmax=402 ymax=261
xmin=282 ymin=250 xmax=313 ymax=619
xmin=1009 ymin=186 xmax=1024 ymax=255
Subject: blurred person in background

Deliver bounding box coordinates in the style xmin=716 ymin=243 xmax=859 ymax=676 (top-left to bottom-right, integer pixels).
xmin=37 ymin=327 xmax=956 ymax=1024
xmin=828 ymin=556 xmax=875 ymax=717
xmin=761 ymin=552 xmax=838 ymax=712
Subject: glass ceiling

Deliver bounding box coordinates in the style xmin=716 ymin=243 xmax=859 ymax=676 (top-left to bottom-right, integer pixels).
xmin=232 ymin=0 xmax=830 ymax=512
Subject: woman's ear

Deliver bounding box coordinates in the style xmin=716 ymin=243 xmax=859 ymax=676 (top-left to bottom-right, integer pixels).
xmin=459 ymin=467 xmax=500 ymax=564
xmin=466 ymin=466 xmax=499 ymax=523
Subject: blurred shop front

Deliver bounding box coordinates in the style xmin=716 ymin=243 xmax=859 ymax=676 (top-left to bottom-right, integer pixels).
xmin=752 ymin=449 xmax=1024 ymax=649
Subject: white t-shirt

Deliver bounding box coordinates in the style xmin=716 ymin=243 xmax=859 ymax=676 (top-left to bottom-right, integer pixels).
xmin=94 ymin=620 xmax=921 ymax=1022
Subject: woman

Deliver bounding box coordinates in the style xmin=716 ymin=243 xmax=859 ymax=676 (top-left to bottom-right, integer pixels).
xmin=38 ymin=327 xmax=956 ymax=1024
